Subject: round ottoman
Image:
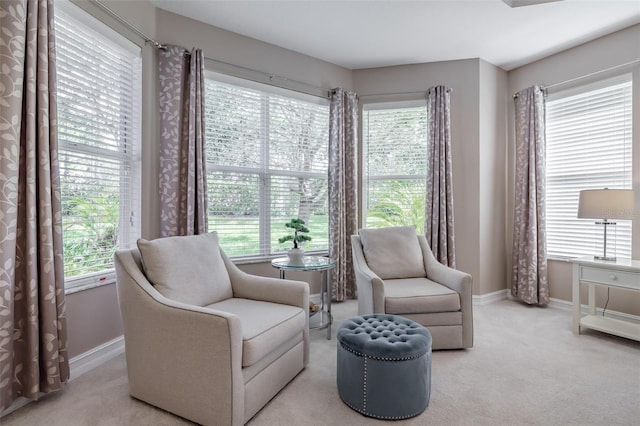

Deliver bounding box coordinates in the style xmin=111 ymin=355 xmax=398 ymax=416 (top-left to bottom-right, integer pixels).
xmin=336 ymin=314 xmax=432 ymax=420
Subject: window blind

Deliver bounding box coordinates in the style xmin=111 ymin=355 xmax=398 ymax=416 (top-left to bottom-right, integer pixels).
xmin=363 ymin=104 xmax=428 ymax=232
xmin=205 ymin=77 xmax=329 ymax=258
xmin=55 ymin=5 xmax=142 ymax=287
xmin=546 ymin=77 xmax=632 ymax=259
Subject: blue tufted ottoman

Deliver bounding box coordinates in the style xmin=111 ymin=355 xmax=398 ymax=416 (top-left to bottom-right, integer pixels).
xmin=336 ymin=314 xmax=432 ymax=420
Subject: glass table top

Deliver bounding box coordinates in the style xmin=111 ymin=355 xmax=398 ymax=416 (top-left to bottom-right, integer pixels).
xmin=271 ymin=256 xmax=336 ymax=271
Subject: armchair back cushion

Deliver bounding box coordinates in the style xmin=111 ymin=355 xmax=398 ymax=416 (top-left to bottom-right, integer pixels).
xmin=359 ymin=226 xmax=426 ymax=280
xmin=137 ymin=232 xmax=232 ymax=306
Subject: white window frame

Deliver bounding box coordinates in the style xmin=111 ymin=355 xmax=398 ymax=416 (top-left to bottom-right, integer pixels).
xmin=362 ymin=100 xmax=428 ymax=231
xmin=545 ymin=74 xmax=633 ymax=260
xmin=204 ymin=72 xmax=330 ymax=261
xmin=55 ymin=1 xmax=142 ymax=293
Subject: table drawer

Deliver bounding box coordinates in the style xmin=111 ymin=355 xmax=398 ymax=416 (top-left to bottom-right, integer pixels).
xmin=580 ymin=266 xmax=640 ymax=289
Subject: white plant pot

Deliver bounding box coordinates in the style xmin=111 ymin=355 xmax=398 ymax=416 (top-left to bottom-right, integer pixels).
xmin=287 ymin=248 xmax=305 ymax=265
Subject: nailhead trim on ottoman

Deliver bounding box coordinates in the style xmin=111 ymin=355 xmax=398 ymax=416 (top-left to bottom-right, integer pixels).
xmin=336 ymin=314 xmax=432 ymax=420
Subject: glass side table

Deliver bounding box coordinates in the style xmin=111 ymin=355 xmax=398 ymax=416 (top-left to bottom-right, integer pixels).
xmin=271 ymin=256 xmax=336 ymax=339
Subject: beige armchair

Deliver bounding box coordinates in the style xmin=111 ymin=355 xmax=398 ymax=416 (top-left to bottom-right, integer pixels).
xmin=114 ymin=232 xmax=309 ymax=426
xmin=351 ymin=226 xmax=473 ymax=350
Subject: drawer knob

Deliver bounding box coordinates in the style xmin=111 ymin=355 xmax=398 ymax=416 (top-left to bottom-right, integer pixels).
xmin=608 ymin=274 xmax=617 ymax=280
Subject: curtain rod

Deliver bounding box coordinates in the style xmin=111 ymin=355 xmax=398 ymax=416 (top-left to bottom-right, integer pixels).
xmin=90 ymin=0 xmax=166 ymax=49
xmin=543 ymin=58 xmax=639 ymax=91
xmin=198 ymin=56 xmax=332 ymax=99
xmin=359 ymin=88 xmax=452 ymax=98
xmin=513 ymin=58 xmax=640 ymax=98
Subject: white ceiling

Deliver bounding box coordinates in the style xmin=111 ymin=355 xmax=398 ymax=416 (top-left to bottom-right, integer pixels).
xmin=150 ymin=0 xmax=640 ymax=71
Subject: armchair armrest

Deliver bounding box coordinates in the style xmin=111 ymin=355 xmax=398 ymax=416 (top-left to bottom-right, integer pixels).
xmin=351 ymin=235 xmax=385 ymax=313
xmin=114 ymin=250 xmax=244 ymax=425
xmin=418 ymin=235 xmax=472 ymax=295
xmin=417 ymin=236 xmax=474 ymax=348
xmin=221 ymin=251 xmax=309 ymax=310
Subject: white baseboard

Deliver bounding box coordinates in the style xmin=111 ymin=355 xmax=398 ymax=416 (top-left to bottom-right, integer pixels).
xmin=473 ymin=289 xmax=509 ymax=305
xmin=69 ymin=335 xmax=125 ymax=380
xmin=475 ymin=291 xmax=640 ymax=324
xmin=546 ymin=297 xmax=574 ymax=311
xmin=548 ymin=297 xmax=640 ymax=324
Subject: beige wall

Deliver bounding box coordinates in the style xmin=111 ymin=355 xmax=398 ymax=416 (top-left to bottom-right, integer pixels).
xmin=66 ymin=283 xmax=123 ymax=358
xmin=507 ymin=24 xmax=640 ymax=316
xmin=479 ymin=60 xmax=509 ymax=295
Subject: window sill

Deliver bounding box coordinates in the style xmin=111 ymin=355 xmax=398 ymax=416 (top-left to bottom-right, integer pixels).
xmin=546 ymin=255 xmax=577 ymax=263
xmin=65 ymin=278 xmax=116 ymax=295
xmin=64 ymin=250 xmax=332 ymax=293
xmin=65 ymin=272 xmax=116 ymax=295
xmin=232 ymin=250 xmax=330 ymax=265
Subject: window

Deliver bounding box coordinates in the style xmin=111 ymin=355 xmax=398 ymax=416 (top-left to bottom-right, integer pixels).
xmin=205 ymin=73 xmax=329 ymax=258
xmin=546 ymin=76 xmax=632 ymax=259
xmin=55 ymin=3 xmax=142 ymax=290
xmin=363 ymin=103 xmax=428 ymax=232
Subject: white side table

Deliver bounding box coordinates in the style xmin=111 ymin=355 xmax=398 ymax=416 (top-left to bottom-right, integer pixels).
xmin=571 ymin=256 xmax=640 ymax=341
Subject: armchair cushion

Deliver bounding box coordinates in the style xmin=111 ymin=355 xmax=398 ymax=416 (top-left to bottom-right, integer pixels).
xmin=359 ymin=226 xmax=426 ymax=280
xmin=383 ymin=278 xmax=461 ymax=314
xmin=206 ymin=298 xmax=306 ymax=367
xmin=137 ymin=232 xmax=232 ymax=306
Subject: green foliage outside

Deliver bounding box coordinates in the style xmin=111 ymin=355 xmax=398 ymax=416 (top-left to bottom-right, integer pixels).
xmin=62 ymin=194 xmax=119 ymax=277
xmin=60 ymin=179 xmax=423 ymax=272
xmin=366 ymin=180 xmax=426 ymax=234
xmin=62 ymin=177 xmax=427 ymax=269
xmin=210 ymin=215 xmax=328 ymax=257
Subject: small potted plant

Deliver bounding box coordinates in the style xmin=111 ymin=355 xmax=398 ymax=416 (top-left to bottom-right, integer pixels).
xmin=279 ymin=218 xmax=311 ymax=264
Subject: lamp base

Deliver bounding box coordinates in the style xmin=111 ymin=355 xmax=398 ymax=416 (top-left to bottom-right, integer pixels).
xmin=594 ymin=255 xmax=616 ymax=262
xmin=593 ymin=220 xmax=617 ymax=262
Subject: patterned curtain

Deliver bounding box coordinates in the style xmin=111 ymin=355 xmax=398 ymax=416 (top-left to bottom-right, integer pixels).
xmin=424 ymin=85 xmax=456 ymax=267
xmin=159 ymin=45 xmax=208 ymax=236
xmin=512 ymin=86 xmax=549 ymax=305
xmin=0 ymin=0 xmax=69 ymax=411
xmin=328 ymin=88 xmax=358 ymax=301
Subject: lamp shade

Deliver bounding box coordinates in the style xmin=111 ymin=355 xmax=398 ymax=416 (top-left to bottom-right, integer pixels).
xmin=577 ymin=189 xmax=634 ymax=220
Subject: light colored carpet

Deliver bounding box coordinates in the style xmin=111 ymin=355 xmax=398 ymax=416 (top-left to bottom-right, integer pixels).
xmin=3 ymin=299 xmax=639 ymax=426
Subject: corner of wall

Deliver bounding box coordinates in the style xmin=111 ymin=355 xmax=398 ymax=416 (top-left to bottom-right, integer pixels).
xmin=477 ymin=62 xmax=509 ymax=295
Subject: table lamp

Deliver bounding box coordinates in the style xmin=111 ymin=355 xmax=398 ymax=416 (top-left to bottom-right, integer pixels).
xmin=577 ymin=188 xmax=634 ymax=261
